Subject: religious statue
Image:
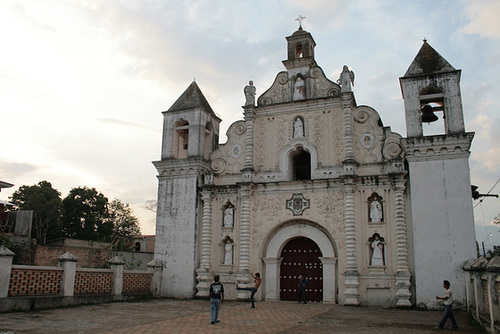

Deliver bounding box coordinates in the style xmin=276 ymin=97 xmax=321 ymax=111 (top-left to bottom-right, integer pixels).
xmin=369 ymin=233 xmax=384 ymax=266
xmin=293 ymin=77 xmax=305 ymax=100
xmin=370 ymin=200 xmax=382 ymax=223
xmin=338 ymin=65 xmax=355 ymax=93
xmin=223 ymin=237 xmax=234 ymax=265
xmin=293 ymin=118 xmax=304 ymax=138
xmin=244 ymin=80 xmax=256 ymax=106
xmin=223 ymin=207 xmax=234 ymax=228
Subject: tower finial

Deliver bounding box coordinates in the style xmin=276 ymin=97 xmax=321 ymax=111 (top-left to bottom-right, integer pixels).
xmin=295 ymin=15 xmax=306 ymax=29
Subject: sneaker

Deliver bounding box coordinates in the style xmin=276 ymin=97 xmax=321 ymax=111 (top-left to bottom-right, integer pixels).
xmin=216 ymin=320 xmax=220 ymax=323
xmin=211 ymin=321 xmax=215 ymax=325
xmin=434 ymin=326 xmax=442 ymax=330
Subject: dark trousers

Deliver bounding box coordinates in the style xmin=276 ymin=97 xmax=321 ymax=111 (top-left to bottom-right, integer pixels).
xmin=438 ymin=304 xmax=458 ymax=329
xmin=237 ymin=287 xmax=257 ymax=308
xmin=298 ymin=289 xmax=307 ymax=303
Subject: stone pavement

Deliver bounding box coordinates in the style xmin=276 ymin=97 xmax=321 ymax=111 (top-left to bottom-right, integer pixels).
xmin=0 ymin=299 xmax=482 ymax=333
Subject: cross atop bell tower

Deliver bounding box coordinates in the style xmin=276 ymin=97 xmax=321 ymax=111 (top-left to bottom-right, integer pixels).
xmin=282 ymin=22 xmax=317 ymax=71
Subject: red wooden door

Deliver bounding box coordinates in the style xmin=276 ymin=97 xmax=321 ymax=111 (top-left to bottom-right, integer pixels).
xmin=280 ymin=237 xmax=323 ymax=302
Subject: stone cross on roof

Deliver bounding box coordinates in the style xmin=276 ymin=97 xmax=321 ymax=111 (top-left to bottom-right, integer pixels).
xmin=295 ymin=15 xmax=306 ymax=28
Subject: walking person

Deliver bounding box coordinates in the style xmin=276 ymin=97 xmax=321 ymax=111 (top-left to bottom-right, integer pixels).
xmin=209 ymin=275 xmax=224 ymax=325
xmin=435 ymin=280 xmax=458 ymax=330
xmin=236 ymin=272 xmax=261 ymax=308
xmin=298 ymin=274 xmax=308 ymax=304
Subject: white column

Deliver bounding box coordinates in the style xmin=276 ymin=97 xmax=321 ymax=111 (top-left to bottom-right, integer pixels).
xmin=343 ymin=180 xmax=359 ymax=305
xmin=319 ymin=257 xmax=337 ymax=303
xmin=109 ymin=256 xmax=125 ymax=296
xmin=196 ymin=189 xmax=213 ymax=297
xmin=263 ymin=257 xmax=283 ymax=301
xmin=0 ymin=246 xmax=15 ymax=298
xmin=394 ymin=178 xmax=412 ymax=307
xmin=237 ymin=186 xmax=253 ymax=298
xmin=58 ymin=252 xmax=78 ymax=297
xmin=243 ymin=106 xmax=255 ymax=170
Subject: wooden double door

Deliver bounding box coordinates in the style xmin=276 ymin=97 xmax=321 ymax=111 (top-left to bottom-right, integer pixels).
xmin=279 ymin=237 xmax=323 ymax=302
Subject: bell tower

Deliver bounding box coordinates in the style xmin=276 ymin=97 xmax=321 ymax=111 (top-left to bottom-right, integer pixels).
xmin=153 ymin=81 xmax=221 ymax=298
xmin=282 ymin=26 xmax=317 ymax=71
xmin=400 ymin=41 xmax=476 ymax=308
xmin=400 ymin=40 xmax=465 ymax=137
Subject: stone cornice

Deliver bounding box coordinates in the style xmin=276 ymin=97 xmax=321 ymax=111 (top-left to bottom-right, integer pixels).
xmin=153 ymin=158 xmax=210 ymax=177
xmin=402 ymin=132 xmax=474 ymax=162
xmin=255 ymin=97 xmax=342 ymax=116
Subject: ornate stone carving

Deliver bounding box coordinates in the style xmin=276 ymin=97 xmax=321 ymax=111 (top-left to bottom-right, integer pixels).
xmin=211 ymin=158 xmax=226 ymax=174
xmin=286 ymin=193 xmax=310 ymax=216
xmin=383 ymin=132 xmax=405 ymax=160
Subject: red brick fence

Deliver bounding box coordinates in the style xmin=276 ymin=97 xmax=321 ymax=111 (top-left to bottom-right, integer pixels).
xmin=0 ymin=245 xmax=163 ymax=312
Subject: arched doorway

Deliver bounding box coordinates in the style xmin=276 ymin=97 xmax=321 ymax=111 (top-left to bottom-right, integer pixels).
xmin=263 ymin=222 xmax=337 ymax=303
xmin=280 ymin=237 xmax=323 ymax=302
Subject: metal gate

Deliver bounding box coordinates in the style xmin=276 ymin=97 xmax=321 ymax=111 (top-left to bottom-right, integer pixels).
xmin=279 ymin=237 xmax=323 ymax=302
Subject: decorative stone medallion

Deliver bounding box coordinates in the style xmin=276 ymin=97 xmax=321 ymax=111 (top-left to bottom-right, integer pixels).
xmin=286 ymin=193 xmax=310 ymax=216
xmin=231 ymin=144 xmax=242 ymax=158
xmin=361 ymin=133 xmax=374 ymax=148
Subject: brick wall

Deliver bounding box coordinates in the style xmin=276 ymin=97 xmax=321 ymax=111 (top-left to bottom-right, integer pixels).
xmin=35 ymin=244 xmax=112 ymax=268
xmin=123 ymin=272 xmax=152 ymax=294
xmin=74 ymin=270 xmax=113 ymax=295
xmin=8 ymin=267 xmax=62 ymax=297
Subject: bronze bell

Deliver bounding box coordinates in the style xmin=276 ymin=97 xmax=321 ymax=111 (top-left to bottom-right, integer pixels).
xmin=421 ymin=104 xmax=439 ymax=123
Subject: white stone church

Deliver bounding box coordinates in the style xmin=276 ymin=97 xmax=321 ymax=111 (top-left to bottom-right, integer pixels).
xmin=153 ymin=26 xmax=476 ymax=308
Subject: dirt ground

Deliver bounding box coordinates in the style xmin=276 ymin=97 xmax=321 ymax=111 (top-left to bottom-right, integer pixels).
xmin=0 ymin=299 xmax=484 ymax=333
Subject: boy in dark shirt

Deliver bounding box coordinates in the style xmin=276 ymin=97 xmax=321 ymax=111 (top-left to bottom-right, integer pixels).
xmin=209 ymin=275 xmax=224 ymax=324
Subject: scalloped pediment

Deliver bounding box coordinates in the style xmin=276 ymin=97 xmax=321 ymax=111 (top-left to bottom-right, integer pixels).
xmin=257 ymin=66 xmax=340 ymax=107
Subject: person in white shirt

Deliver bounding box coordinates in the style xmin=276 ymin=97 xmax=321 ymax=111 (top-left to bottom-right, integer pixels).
xmin=435 ymin=280 xmax=458 ymax=330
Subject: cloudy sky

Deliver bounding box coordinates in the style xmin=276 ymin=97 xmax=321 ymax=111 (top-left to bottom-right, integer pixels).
xmin=1 ymin=0 xmax=499 ymax=245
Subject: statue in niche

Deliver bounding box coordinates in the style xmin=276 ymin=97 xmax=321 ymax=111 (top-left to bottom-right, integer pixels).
xmin=293 ymin=77 xmax=305 ymax=100
xmin=370 ymin=200 xmax=382 ymax=223
xmin=338 ymin=65 xmax=355 ymax=93
xmin=293 ymin=118 xmax=304 ymax=138
xmin=244 ymin=80 xmax=256 ymax=106
xmin=369 ymin=233 xmax=384 ymax=266
xmin=223 ymin=206 xmax=234 ymax=228
xmin=223 ymin=237 xmax=234 ymax=265
xmin=368 ymin=193 xmax=383 ymax=223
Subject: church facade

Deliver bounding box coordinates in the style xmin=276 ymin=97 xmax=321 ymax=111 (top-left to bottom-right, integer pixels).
xmin=153 ymin=27 xmax=476 ymax=308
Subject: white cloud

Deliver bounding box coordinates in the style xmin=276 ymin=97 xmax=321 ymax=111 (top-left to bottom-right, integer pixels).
xmin=461 ymin=0 xmax=500 ymax=39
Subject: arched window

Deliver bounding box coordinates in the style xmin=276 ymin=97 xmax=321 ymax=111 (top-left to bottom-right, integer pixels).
xmin=295 ymin=43 xmax=303 ymax=58
xmin=291 ymin=146 xmax=311 ymax=180
xmin=419 ymin=85 xmax=445 ymax=135
xmin=204 ymin=122 xmax=213 ymax=160
xmin=173 ymin=120 xmax=189 ymax=159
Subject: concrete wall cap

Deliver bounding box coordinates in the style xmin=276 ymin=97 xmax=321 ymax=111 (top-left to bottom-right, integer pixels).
xmin=58 ymin=252 xmax=78 ymax=262
xmin=0 ymin=245 xmax=15 ymax=257
xmin=462 ymin=258 xmax=476 ymax=271
xmin=147 ymin=259 xmax=164 ymax=268
xmin=486 ymin=255 xmax=500 ymax=271
xmin=471 ymin=257 xmax=489 ymax=270
xmin=108 ymin=256 xmax=125 ymax=265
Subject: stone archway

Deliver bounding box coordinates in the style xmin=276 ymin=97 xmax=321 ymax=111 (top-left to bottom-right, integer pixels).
xmin=262 ymin=222 xmax=337 ymax=303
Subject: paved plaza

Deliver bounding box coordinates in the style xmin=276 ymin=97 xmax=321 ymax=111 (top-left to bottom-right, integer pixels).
xmin=0 ymin=298 xmax=482 ymax=333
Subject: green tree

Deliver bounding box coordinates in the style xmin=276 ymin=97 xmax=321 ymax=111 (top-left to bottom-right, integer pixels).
xmin=486 ymin=245 xmax=500 ymax=260
xmin=10 ymin=181 xmax=62 ymax=244
xmin=108 ymin=199 xmax=141 ymax=250
xmin=61 ymin=186 xmax=111 ymax=241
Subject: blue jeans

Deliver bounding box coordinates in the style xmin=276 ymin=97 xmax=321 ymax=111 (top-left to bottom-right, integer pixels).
xmin=438 ymin=304 xmax=458 ymax=329
xmin=237 ymin=287 xmax=257 ymax=307
xmin=210 ymin=298 xmax=221 ymax=322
